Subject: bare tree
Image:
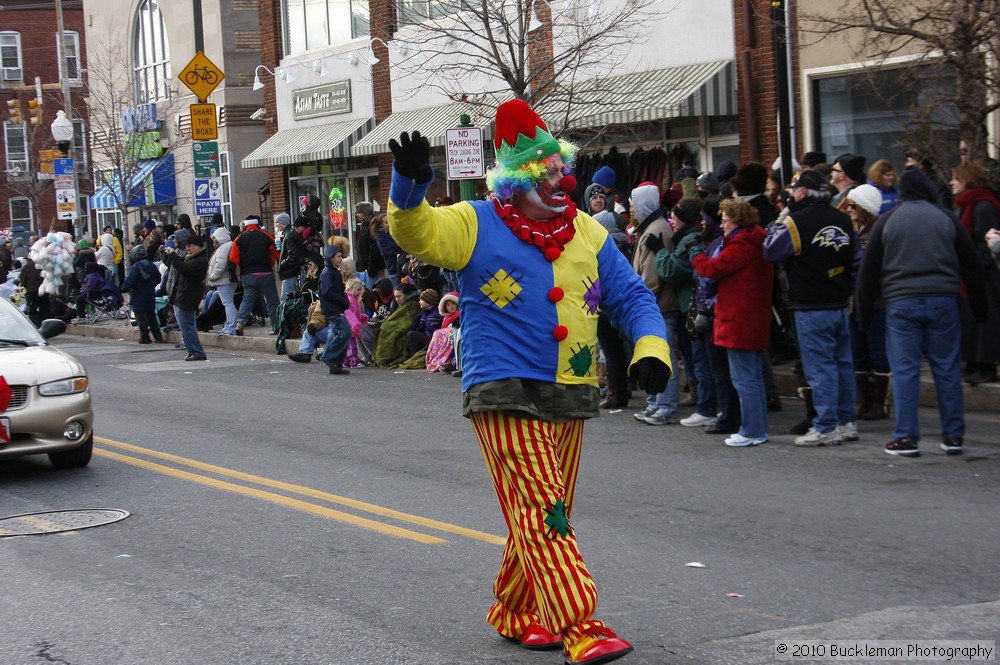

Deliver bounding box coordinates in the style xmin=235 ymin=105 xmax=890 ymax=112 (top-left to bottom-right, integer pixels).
xmin=85 ymin=27 xmax=190 ymax=227
xmin=1 ymin=119 xmax=54 ymax=234
xmin=799 ymin=0 xmax=1000 ymax=163
xmin=390 ymin=0 xmax=670 ymax=133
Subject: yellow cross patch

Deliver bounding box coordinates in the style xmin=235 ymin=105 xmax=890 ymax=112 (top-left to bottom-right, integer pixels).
xmin=480 ymin=268 xmax=523 ymax=308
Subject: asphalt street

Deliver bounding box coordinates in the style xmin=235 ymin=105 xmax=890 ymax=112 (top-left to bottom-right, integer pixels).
xmin=2 ymin=336 xmax=998 ymax=665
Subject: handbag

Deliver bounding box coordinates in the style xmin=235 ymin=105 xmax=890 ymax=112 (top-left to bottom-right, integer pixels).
xmin=305 ymin=300 xmax=327 ymax=334
xmin=685 ymin=292 xmax=702 ymax=341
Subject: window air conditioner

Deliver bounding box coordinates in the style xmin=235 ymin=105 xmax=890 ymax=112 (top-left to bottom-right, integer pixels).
xmin=2 ymin=68 xmax=23 ymax=82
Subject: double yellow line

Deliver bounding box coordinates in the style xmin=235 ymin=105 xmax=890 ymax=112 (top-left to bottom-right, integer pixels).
xmin=94 ymin=437 xmax=506 ymax=546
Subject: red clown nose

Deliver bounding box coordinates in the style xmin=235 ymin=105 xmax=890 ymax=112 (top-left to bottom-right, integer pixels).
xmin=559 ymin=174 xmax=577 ymax=194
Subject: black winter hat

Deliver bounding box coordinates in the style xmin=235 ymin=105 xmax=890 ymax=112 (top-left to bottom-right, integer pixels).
xmin=835 ymin=154 xmax=867 ymax=184
xmin=802 ymin=151 xmax=827 ymax=168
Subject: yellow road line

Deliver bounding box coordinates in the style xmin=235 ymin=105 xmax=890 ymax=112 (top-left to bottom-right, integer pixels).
xmin=94 ymin=448 xmax=446 ymax=544
xmin=95 ymin=436 xmax=506 ymax=546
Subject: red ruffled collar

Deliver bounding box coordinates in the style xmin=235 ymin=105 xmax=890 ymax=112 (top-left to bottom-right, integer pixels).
xmin=492 ymin=196 xmax=578 ymax=252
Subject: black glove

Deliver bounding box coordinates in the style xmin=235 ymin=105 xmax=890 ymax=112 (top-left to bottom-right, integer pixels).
xmin=694 ymin=313 xmax=711 ymax=336
xmin=388 ymin=131 xmax=433 ymax=184
xmin=630 ymin=356 xmax=671 ymax=395
xmin=643 ymin=233 xmax=665 ymax=254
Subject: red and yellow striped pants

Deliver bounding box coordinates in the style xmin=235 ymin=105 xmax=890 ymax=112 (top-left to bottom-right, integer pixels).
xmin=471 ymin=411 xmax=603 ymax=644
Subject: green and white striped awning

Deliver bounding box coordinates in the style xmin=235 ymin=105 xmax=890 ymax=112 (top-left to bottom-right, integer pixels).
xmin=541 ymin=60 xmax=736 ymax=131
xmin=351 ymin=102 xmax=494 ymax=157
xmin=241 ymin=117 xmax=373 ymax=169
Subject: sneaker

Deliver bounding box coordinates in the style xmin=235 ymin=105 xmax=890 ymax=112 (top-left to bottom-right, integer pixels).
xmin=328 ymin=366 xmax=350 ymax=375
xmin=633 ymin=406 xmax=656 ymax=422
xmin=837 ymin=422 xmax=859 ymax=442
xmin=795 ymin=427 xmax=842 ymax=447
xmin=885 ymin=438 xmax=920 ymax=457
xmin=725 ymin=433 xmax=768 ymax=447
xmin=940 ymin=436 xmax=963 ymax=456
xmin=680 ymin=412 xmax=716 ymax=427
xmin=643 ymin=412 xmax=677 ymax=426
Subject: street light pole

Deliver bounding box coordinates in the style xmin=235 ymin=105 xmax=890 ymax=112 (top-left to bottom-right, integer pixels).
xmin=54 ymin=0 xmax=82 ymax=237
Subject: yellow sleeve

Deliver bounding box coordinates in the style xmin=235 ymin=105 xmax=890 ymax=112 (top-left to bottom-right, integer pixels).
xmin=387 ymin=199 xmax=479 ymax=271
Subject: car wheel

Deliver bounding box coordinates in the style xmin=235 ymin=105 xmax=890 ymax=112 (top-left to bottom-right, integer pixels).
xmin=48 ymin=434 xmax=94 ymax=469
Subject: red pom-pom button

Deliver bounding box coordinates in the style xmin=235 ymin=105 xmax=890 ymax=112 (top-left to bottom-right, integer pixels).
xmin=553 ymin=325 xmax=569 ymax=341
xmin=544 ymin=247 xmax=561 ymax=262
xmin=548 ymin=287 xmax=564 ymax=303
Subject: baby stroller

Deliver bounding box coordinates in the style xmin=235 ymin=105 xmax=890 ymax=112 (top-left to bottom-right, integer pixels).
xmin=78 ymin=265 xmax=127 ymax=324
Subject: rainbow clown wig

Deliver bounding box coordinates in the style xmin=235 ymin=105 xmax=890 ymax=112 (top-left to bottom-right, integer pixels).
xmin=486 ymin=99 xmax=577 ymax=201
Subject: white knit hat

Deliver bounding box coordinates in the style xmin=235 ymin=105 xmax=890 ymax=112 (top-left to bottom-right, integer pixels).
xmin=847 ymin=184 xmax=883 ymax=217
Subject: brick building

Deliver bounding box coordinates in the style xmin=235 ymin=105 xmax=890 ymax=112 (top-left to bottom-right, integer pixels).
xmin=1 ymin=0 xmax=91 ymax=238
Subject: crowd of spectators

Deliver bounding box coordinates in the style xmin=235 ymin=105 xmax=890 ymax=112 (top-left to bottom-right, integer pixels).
xmin=3 ymin=144 xmax=999 ymax=456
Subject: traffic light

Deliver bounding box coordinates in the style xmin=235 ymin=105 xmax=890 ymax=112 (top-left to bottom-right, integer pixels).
xmin=38 ymin=149 xmax=61 ymax=174
xmin=28 ymin=98 xmax=43 ymax=126
xmin=6 ymin=99 xmax=23 ymax=124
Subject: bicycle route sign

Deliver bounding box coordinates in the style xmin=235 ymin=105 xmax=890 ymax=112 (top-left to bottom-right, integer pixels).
xmin=178 ymin=51 xmax=225 ymax=102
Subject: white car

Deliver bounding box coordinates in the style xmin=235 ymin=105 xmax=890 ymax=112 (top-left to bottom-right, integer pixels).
xmin=0 ymin=297 xmax=93 ymax=468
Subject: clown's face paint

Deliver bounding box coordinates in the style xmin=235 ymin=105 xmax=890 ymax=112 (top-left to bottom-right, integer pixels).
xmin=516 ymin=154 xmax=572 ymax=220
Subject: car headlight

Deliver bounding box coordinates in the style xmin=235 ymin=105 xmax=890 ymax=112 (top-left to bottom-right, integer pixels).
xmin=38 ymin=376 xmax=89 ymax=397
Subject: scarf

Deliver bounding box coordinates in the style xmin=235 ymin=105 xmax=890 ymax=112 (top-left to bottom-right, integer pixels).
xmin=953 ymin=186 xmax=1000 ymax=238
xmin=492 ymin=196 xmax=578 ymax=253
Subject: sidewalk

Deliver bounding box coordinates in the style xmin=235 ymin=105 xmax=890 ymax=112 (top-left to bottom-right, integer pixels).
xmin=65 ymin=319 xmax=999 ymax=413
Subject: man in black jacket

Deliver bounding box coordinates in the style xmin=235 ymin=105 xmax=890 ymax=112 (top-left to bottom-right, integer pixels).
xmin=229 ymin=215 xmax=280 ymax=335
xmin=857 ymin=167 xmax=987 ymax=457
xmin=764 ymin=170 xmax=861 ymax=447
xmin=163 ymin=234 xmax=209 ymax=360
xmin=275 ymin=212 xmax=304 ymax=301
xmin=287 ymin=245 xmax=352 ymax=374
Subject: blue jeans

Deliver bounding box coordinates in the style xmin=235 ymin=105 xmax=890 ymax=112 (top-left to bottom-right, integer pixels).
xmin=727 ymin=348 xmax=768 ymax=439
xmin=646 ymin=313 xmax=680 ymax=416
xmin=174 ymin=307 xmax=206 ymax=357
xmin=885 ymin=296 xmax=964 ymax=441
xmin=237 ymin=273 xmax=279 ymax=330
xmin=298 ymin=314 xmax=352 ymax=367
xmin=215 ymin=283 xmax=238 ymax=334
xmin=795 ymin=308 xmax=856 ymax=432
xmin=280 ymin=277 xmax=297 ymax=301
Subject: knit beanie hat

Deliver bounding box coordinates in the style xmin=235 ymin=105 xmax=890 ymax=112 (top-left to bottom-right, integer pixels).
xmin=77 ymin=238 xmax=90 ymax=249
xmin=438 ymin=291 xmax=459 ymax=316
xmin=419 ymin=289 xmax=440 ymax=307
xmin=835 ymin=154 xmax=867 ymax=184
xmin=592 ymin=166 xmax=616 ymax=190
xmin=847 ymin=183 xmax=883 ymax=216
xmin=802 ymin=151 xmax=827 ymax=167
xmin=274 ymin=212 xmax=291 ymax=227
xmin=673 ymin=197 xmax=705 ymax=226
xmin=144 ymin=219 xmax=157 ymax=231
xmin=493 ymin=99 xmax=562 ymax=170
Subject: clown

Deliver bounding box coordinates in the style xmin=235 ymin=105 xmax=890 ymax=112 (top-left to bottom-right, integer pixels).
xmin=388 ymin=100 xmax=671 ymax=665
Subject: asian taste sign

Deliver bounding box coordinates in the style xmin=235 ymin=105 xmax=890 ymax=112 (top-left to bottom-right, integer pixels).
xmin=293 ymin=81 xmax=351 ymax=120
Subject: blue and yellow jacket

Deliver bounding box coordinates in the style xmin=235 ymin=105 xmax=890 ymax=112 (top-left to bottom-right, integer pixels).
xmin=388 ymin=169 xmax=670 ymax=392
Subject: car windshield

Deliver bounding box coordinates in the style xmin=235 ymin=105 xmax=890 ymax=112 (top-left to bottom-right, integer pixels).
xmin=0 ymin=297 xmax=45 ymax=345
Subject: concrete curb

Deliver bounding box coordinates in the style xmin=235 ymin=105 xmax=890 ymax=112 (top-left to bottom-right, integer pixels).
xmin=65 ymin=322 xmax=998 ymax=413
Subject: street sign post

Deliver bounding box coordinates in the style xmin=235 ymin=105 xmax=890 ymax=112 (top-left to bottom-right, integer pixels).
xmin=193 ymin=141 xmax=220 ymax=178
xmin=53 ymin=158 xmax=78 ymax=220
xmin=194 ymin=178 xmax=223 ymax=216
xmin=445 ymin=127 xmax=485 ymax=180
xmin=190 ymin=103 xmax=218 ymax=141
xmin=178 ymin=52 xmax=225 ymax=102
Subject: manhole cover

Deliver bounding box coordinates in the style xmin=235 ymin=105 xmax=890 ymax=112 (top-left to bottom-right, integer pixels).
xmin=0 ymin=509 xmax=130 ymax=537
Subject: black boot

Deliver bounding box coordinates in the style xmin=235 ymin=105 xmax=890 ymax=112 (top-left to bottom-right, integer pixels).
xmin=790 ymin=386 xmax=816 ymax=435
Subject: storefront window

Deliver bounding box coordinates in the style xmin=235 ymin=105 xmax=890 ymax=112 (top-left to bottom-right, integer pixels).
xmin=812 ymin=65 xmax=961 ymax=168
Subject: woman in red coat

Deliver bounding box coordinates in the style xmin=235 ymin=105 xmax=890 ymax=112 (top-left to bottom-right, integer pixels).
xmin=691 ymin=199 xmax=773 ymax=446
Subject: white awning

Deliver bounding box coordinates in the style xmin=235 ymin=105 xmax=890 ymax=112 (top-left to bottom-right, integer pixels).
xmin=351 ymin=102 xmax=494 ymax=157
xmin=541 ymin=60 xmax=736 ymax=130
xmin=241 ymin=117 xmax=373 ymax=169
